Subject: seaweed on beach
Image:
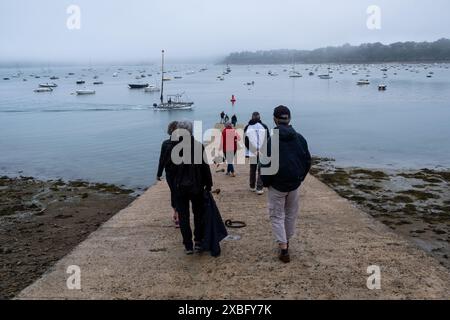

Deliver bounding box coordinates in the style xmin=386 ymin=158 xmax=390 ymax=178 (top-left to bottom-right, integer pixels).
xmin=397 ymin=190 xmax=440 ymax=201
xmin=310 ymin=156 xmax=450 ymax=268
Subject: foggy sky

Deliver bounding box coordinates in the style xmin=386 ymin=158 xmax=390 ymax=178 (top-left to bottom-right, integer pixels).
xmin=1 ymin=0 xmax=449 ymax=64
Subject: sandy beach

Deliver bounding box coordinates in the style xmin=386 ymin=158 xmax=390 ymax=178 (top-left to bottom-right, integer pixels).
xmin=0 ymin=176 xmax=136 ymax=299
xmin=16 ymin=165 xmax=450 ymax=300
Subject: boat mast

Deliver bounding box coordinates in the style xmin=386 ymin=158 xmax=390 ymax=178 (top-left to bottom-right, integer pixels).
xmin=160 ymin=49 xmax=164 ymax=104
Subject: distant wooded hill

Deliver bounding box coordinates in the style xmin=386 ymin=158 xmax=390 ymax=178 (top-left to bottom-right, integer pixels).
xmin=223 ymin=39 xmax=450 ymax=64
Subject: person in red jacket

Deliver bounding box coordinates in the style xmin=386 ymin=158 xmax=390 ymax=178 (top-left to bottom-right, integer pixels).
xmin=221 ymin=122 xmax=240 ymax=177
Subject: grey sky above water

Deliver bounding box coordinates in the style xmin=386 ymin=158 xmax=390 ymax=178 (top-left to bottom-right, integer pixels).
xmin=1 ymin=0 xmax=449 ymax=64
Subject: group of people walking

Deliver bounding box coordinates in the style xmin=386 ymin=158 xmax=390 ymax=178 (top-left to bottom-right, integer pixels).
xmin=220 ymin=111 xmax=237 ymax=127
xmin=157 ymin=105 xmax=311 ymax=263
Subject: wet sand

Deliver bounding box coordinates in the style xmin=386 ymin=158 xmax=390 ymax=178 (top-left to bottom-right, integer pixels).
xmin=0 ymin=176 xmax=136 ymax=299
xmin=17 ymin=166 xmax=450 ymax=299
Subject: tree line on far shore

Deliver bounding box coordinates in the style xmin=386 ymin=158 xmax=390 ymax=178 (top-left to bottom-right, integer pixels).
xmin=222 ymin=38 xmax=450 ymax=65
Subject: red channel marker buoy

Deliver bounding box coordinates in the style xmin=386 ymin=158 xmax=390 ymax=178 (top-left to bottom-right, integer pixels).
xmin=230 ymin=95 xmax=236 ymax=104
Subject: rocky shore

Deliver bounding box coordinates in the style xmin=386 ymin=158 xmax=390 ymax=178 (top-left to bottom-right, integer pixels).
xmin=311 ymin=157 xmax=450 ymax=269
xmin=0 ymin=176 xmax=136 ymax=299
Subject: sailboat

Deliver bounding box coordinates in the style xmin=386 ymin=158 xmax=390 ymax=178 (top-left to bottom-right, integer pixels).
xmin=289 ymin=59 xmax=302 ymax=78
xmin=153 ymin=50 xmax=194 ymax=110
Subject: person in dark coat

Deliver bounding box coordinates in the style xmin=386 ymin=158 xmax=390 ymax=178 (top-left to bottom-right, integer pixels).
xmin=157 ymin=121 xmax=179 ymax=227
xmin=173 ymin=121 xmax=213 ymax=255
xmin=220 ymin=111 xmax=225 ymax=124
xmin=231 ymin=114 xmax=238 ymax=127
xmin=261 ymin=105 xmax=311 ymax=263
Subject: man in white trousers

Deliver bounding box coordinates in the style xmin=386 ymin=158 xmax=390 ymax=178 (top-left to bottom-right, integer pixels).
xmin=261 ymin=105 xmax=311 ymax=263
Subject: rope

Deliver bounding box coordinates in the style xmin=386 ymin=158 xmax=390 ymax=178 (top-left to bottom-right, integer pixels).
xmin=225 ymin=219 xmax=247 ymax=228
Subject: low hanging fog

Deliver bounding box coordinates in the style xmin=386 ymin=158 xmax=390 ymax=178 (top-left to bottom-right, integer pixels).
xmin=1 ymin=0 xmax=450 ymax=65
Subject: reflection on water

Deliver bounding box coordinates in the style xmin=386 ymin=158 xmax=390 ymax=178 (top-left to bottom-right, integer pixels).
xmin=1 ymin=63 xmax=450 ymax=189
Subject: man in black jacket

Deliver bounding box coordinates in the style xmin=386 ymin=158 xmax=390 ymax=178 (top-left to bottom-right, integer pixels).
xmin=261 ymin=106 xmax=311 ymax=263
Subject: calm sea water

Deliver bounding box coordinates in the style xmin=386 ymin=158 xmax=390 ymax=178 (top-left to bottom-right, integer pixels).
xmin=1 ymin=63 xmax=450 ymax=189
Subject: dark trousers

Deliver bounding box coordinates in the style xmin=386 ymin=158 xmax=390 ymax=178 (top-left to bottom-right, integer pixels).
xmin=166 ymin=173 xmax=177 ymax=210
xmin=176 ymin=191 xmax=205 ymax=250
xmin=250 ymin=157 xmax=263 ymax=190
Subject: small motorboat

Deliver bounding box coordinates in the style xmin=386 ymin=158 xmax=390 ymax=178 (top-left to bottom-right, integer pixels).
xmin=93 ymin=81 xmax=104 ymax=85
xmin=174 ymin=76 xmax=183 ymax=79
xmin=34 ymin=87 xmax=53 ymax=93
xmin=76 ymin=80 xmax=85 ymax=85
xmin=128 ymin=83 xmax=149 ymax=89
xmin=318 ymin=74 xmax=332 ymax=79
xmin=309 ymin=72 xmax=314 ymax=76
xmin=3 ymin=77 xmax=10 ymax=80
xmin=68 ymin=72 xmax=75 ymax=76
xmin=144 ymin=86 xmax=160 ymax=92
xmin=357 ymin=79 xmax=370 ymax=85
xmin=50 ymin=76 xmax=59 ymax=80
xmin=289 ymin=71 xmax=302 ymax=78
xmin=378 ymin=85 xmax=387 ymax=91
xmin=39 ymin=83 xmax=58 ymax=88
xmin=76 ymin=89 xmax=96 ymax=95
xmin=113 ymin=72 xmax=118 ymax=77
xmin=352 ymin=70 xmax=358 ymax=75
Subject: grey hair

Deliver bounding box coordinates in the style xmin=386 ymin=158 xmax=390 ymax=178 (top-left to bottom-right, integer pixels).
xmin=176 ymin=120 xmax=193 ymax=135
xmin=167 ymin=121 xmax=178 ymax=135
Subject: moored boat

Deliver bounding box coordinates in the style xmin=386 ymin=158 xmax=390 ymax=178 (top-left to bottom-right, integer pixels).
xmin=39 ymin=83 xmax=58 ymax=88
xmin=357 ymin=79 xmax=370 ymax=85
xmin=144 ymin=86 xmax=160 ymax=92
xmin=34 ymin=87 xmax=53 ymax=93
xmin=128 ymin=83 xmax=149 ymax=89
xmin=76 ymin=89 xmax=96 ymax=95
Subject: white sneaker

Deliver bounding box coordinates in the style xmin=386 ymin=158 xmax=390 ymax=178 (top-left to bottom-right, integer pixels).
xmin=256 ymin=189 xmax=264 ymax=195
xmin=249 ymin=187 xmax=256 ymax=192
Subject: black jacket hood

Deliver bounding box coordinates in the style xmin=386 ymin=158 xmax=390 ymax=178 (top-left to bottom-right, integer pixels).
xmin=248 ymin=119 xmax=261 ymax=126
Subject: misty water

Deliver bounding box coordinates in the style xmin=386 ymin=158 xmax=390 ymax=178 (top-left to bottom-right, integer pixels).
xmin=1 ymin=63 xmax=450 ymax=189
